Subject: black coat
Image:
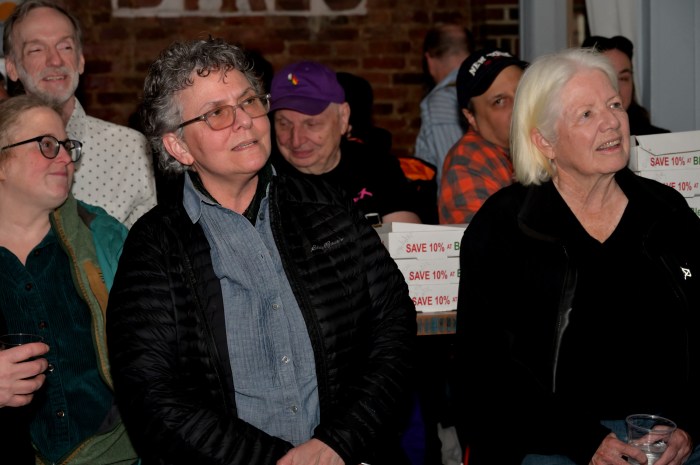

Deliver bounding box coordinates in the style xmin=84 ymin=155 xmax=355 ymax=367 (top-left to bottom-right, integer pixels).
xmin=455 ymin=168 xmax=700 ymax=465
xmin=0 ymin=317 xmax=35 ymax=465
xmin=106 ymin=172 xmax=416 ymax=465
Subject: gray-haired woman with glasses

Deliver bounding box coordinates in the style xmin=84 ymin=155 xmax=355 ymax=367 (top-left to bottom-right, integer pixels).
xmin=106 ymin=37 xmax=416 ymax=465
xmin=0 ymin=94 xmax=137 ymax=464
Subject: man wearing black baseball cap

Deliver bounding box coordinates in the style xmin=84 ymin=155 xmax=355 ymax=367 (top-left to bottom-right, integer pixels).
xmin=438 ymin=48 xmax=527 ymax=224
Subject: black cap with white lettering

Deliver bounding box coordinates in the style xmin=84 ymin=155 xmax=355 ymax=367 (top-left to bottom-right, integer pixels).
xmin=456 ymin=48 xmax=528 ymax=109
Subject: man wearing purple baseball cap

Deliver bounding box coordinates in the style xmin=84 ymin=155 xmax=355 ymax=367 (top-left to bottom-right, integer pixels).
xmin=270 ymin=60 xmax=421 ymax=225
xmin=438 ymin=47 xmax=527 ymax=225
xmin=270 ymin=61 xmax=345 ymax=115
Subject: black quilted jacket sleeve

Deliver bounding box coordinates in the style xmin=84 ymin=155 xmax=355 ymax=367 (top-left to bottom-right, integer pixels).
xmin=271 ymin=175 xmax=417 ymax=465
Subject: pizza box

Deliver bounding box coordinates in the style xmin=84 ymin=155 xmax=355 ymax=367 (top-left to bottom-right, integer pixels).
xmin=408 ymin=282 xmax=459 ymax=313
xmin=634 ymin=169 xmax=700 ymax=198
xmin=376 ymin=222 xmax=467 ymax=259
xmin=395 ymin=257 xmax=460 ymax=284
xmin=629 ymin=130 xmax=700 ymax=171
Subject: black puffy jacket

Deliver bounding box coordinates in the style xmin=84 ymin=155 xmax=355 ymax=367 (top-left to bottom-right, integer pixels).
xmin=106 ymin=172 xmax=417 ymax=465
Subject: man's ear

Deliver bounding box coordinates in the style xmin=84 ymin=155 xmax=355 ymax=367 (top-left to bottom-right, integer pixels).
xmin=339 ymin=102 xmax=351 ymax=135
xmin=463 ymin=108 xmax=477 ymax=132
xmin=162 ymin=133 xmax=194 ymax=167
xmin=425 ymin=52 xmax=436 ymax=79
xmin=531 ymin=128 xmax=555 ymax=160
xmin=78 ymin=52 xmax=85 ymax=75
xmin=5 ymin=56 xmax=19 ymax=82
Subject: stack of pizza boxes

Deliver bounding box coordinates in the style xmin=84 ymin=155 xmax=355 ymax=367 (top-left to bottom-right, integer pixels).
xmin=375 ymin=222 xmax=466 ymax=316
xmin=629 ymin=130 xmax=700 ymax=215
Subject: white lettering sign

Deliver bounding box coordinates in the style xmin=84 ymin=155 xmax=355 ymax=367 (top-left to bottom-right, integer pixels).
xmin=111 ymin=0 xmax=367 ymax=17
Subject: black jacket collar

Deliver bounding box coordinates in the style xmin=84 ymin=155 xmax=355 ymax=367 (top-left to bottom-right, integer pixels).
xmin=516 ymin=167 xmax=683 ymax=243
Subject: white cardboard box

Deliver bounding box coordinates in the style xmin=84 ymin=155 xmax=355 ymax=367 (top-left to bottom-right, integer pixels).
xmin=686 ymin=196 xmax=700 ymax=217
xmin=629 ymin=130 xmax=700 ymax=171
xmin=408 ymin=283 xmax=459 ymax=313
xmin=376 ymin=222 xmax=467 ymax=233
xmin=395 ymin=257 xmax=460 ymax=284
xmin=634 ymin=169 xmax=700 ymax=198
xmin=376 ymin=222 xmax=467 ymax=259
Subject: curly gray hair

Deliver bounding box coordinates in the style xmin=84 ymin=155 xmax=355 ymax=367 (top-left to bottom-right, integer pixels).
xmin=140 ymin=37 xmax=263 ymax=174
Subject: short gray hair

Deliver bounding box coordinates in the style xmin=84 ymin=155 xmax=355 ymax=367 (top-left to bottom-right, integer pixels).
xmin=3 ymin=0 xmax=83 ymax=58
xmin=140 ymin=37 xmax=262 ymax=175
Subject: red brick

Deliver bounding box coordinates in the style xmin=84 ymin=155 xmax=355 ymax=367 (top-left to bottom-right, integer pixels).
xmin=59 ymin=0 xmax=522 ymax=154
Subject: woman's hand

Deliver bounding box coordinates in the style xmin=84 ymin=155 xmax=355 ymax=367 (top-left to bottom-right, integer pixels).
xmin=589 ymin=429 xmax=693 ymax=465
xmin=651 ymin=428 xmax=693 ymax=465
xmin=277 ymin=438 xmax=344 ymax=465
xmin=0 ymin=342 xmax=49 ymax=408
xmin=589 ymin=432 xmax=638 ymax=465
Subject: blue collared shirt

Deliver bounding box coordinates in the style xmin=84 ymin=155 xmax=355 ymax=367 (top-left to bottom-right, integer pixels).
xmin=414 ymin=67 xmax=467 ymax=188
xmin=182 ymin=173 xmax=319 ymax=445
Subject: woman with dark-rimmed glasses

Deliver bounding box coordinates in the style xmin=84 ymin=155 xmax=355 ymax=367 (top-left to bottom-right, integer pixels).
xmin=0 ymin=94 xmax=137 ymax=464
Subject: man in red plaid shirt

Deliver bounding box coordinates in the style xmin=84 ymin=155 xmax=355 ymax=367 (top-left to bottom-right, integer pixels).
xmin=439 ymin=48 xmax=527 ymax=224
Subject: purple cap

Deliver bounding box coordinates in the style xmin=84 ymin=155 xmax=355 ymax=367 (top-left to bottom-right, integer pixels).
xmin=270 ymin=61 xmax=345 ymax=115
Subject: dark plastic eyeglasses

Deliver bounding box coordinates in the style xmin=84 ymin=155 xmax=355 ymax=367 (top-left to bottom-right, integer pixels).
xmin=177 ymin=94 xmax=271 ymax=131
xmin=1 ymin=135 xmax=83 ymax=162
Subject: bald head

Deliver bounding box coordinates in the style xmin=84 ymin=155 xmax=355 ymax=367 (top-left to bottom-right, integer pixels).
xmin=423 ymin=23 xmax=473 ymax=83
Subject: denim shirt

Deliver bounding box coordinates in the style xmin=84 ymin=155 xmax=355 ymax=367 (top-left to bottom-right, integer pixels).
xmin=182 ymin=173 xmax=319 ymax=445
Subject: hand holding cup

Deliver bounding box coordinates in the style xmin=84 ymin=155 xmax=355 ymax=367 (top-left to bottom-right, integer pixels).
xmin=0 ymin=333 xmax=49 ymax=407
xmin=626 ymin=414 xmax=677 ymax=465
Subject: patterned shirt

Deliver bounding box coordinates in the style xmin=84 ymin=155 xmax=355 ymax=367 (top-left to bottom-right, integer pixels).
xmin=439 ymin=128 xmax=514 ymax=224
xmin=414 ymin=67 xmax=467 ymax=188
xmin=67 ymin=99 xmax=157 ymax=228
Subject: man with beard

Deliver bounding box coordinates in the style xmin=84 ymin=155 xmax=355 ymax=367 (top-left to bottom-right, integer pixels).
xmin=2 ymin=0 xmax=156 ymax=228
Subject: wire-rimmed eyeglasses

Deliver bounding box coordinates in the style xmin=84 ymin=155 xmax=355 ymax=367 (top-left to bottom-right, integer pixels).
xmin=1 ymin=135 xmax=83 ymax=162
xmin=177 ymin=94 xmax=271 ymax=131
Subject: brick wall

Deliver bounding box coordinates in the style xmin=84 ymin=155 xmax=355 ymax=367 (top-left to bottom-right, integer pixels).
xmin=471 ymin=0 xmax=520 ymax=52
xmin=57 ymin=0 xmax=526 ymax=158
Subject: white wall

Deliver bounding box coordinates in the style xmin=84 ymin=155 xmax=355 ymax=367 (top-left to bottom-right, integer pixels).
xmin=521 ymin=0 xmax=700 ymax=132
xmin=519 ymin=0 xmax=569 ymax=61
xmin=647 ymin=0 xmax=700 ymax=132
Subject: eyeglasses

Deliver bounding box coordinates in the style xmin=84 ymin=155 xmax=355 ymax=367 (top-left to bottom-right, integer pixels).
xmin=1 ymin=135 xmax=83 ymax=162
xmin=177 ymin=94 xmax=271 ymax=131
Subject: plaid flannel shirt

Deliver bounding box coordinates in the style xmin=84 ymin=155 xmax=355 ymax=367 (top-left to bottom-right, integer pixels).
xmin=438 ymin=128 xmax=514 ymax=224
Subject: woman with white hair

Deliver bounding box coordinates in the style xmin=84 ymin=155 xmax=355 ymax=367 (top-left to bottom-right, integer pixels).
xmin=453 ymin=48 xmax=700 ymax=465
